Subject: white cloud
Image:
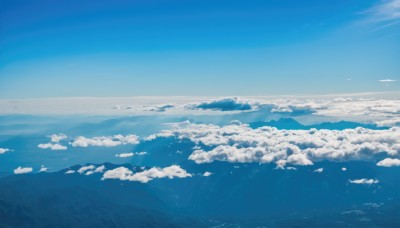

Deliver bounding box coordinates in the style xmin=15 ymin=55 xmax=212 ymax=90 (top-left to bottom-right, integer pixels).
xmin=94 ymin=165 xmax=105 ymax=173
xmin=287 ymin=153 xmax=313 ymax=166
xmin=349 ymin=179 xmax=379 ymax=185
xmin=150 ymin=122 xmax=400 ymax=167
xmin=71 ymin=135 xmax=139 ymax=147
xmin=2 ymin=95 xmax=400 ymax=128
xmin=77 ymin=165 xmax=95 ymax=174
xmin=135 ymin=151 xmax=148 ymax=155
xmin=314 ymin=168 xmax=324 ymax=173
xmin=367 ymin=0 xmax=400 ymax=22
xmin=379 ymin=79 xmax=397 ymax=83
xmin=39 ymin=165 xmax=48 ymax=172
xmin=342 ymin=167 xmax=347 ymax=171
xmin=0 ymin=148 xmax=11 ymax=154
xmin=102 ymin=165 xmax=192 ymax=183
xmin=38 ymin=143 xmax=67 ymax=150
xmin=14 ymin=167 xmax=33 ymax=174
xmin=377 ymin=158 xmax=400 ymax=167
xmin=116 ymin=152 xmax=134 ymax=158
xmin=65 ymin=170 xmax=76 ymax=174
xmin=203 ymin=171 xmax=213 ymax=176
xmin=49 ymin=133 xmax=67 ymax=143
xmin=86 ymin=165 xmax=106 ymax=175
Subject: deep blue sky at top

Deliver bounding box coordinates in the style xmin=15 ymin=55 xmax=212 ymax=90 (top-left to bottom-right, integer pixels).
xmin=0 ymin=0 xmax=399 ymax=98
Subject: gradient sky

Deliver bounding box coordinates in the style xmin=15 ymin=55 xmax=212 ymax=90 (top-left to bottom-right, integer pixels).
xmin=0 ymin=0 xmax=399 ymax=98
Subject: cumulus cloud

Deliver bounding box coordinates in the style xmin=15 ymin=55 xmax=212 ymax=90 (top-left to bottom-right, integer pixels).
xmin=314 ymin=168 xmax=324 ymax=173
xmin=349 ymin=179 xmax=379 ymax=185
xmin=49 ymin=133 xmax=67 ymax=143
xmin=65 ymin=170 xmax=76 ymax=174
xmin=203 ymin=171 xmax=213 ymax=176
xmin=77 ymin=165 xmax=95 ymax=174
xmin=187 ymin=97 xmax=254 ymax=111
xmin=38 ymin=143 xmax=67 ymax=150
xmin=102 ymin=165 xmax=192 ymax=183
xmin=150 ymin=122 xmax=400 ymax=167
xmin=38 ymin=134 xmax=68 ymax=150
xmin=342 ymin=167 xmax=347 ymax=171
xmin=86 ymin=165 xmax=106 ymax=176
xmin=14 ymin=167 xmax=33 ymax=174
xmin=116 ymin=152 xmax=134 ymax=158
xmin=71 ymin=134 xmax=139 ymax=147
xmin=0 ymin=148 xmax=11 ymax=154
xmin=377 ymin=158 xmax=400 ymax=167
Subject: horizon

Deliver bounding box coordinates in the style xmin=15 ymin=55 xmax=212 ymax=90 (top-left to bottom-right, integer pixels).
xmin=1 ymin=1 xmax=400 ymax=227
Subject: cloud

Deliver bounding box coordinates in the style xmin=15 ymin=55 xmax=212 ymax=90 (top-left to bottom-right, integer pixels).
xmin=102 ymin=165 xmax=192 ymax=183
xmin=314 ymin=168 xmax=324 ymax=173
xmin=379 ymin=79 xmax=397 ymax=83
xmin=38 ymin=134 xmax=68 ymax=150
xmin=366 ymin=0 xmax=400 ymax=22
xmin=146 ymin=104 xmax=175 ymax=112
xmin=349 ymin=179 xmax=379 ymax=185
xmin=71 ymin=134 xmax=139 ymax=147
xmin=14 ymin=167 xmax=33 ymax=174
xmin=187 ymin=97 xmax=254 ymax=111
xmin=116 ymin=152 xmax=134 ymax=158
xmin=65 ymin=170 xmax=76 ymax=174
xmin=2 ymin=96 xmax=400 ymax=128
xmin=203 ymin=171 xmax=213 ymax=177
xmin=377 ymin=158 xmax=400 ymax=167
xmin=0 ymin=148 xmax=11 ymax=154
xmin=86 ymin=165 xmax=106 ymax=176
xmin=135 ymin=151 xmax=148 ymax=155
xmin=39 ymin=165 xmax=48 ymax=172
xmin=49 ymin=133 xmax=67 ymax=143
xmin=77 ymin=165 xmax=95 ymax=174
xmin=38 ymin=143 xmax=67 ymax=150
xmin=375 ymin=118 xmax=400 ymax=127
xmin=342 ymin=167 xmax=347 ymax=171
xmin=150 ymin=122 xmax=400 ymax=167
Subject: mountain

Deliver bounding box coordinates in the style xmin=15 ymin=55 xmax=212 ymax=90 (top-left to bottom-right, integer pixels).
xmin=249 ymin=118 xmax=387 ymax=130
xmin=1 ymin=161 xmax=400 ymax=227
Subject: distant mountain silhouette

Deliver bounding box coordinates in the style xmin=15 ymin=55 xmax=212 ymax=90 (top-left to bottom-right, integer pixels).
xmin=249 ymin=118 xmax=387 ymax=130
xmin=1 ymin=161 xmax=400 ymax=227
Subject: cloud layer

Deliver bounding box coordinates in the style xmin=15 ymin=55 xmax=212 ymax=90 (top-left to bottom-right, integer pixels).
xmin=187 ymin=97 xmax=254 ymax=111
xmin=149 ymin=122 xmax=400 ymax=167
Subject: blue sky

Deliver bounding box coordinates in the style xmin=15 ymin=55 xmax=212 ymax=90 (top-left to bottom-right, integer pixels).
xmin=0 ymin=0 xmax=399 ymax=98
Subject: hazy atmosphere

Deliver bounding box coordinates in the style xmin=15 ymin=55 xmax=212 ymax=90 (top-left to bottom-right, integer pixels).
xmin=1 ymin=1 xmax=400 ymax=227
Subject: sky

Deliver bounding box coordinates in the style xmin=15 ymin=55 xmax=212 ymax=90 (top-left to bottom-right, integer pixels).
xmin=0 ymin=0 xmax=399 ymax=98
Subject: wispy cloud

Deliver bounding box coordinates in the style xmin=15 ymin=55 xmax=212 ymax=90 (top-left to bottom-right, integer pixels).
xmin=379 ymin=79 xmax=397 ymax=82
xmin=349 ymin=178 xmax=379 ymax=185
xmin=367 ymin=0 xmax=400 ymax=22
xmin=0 ymin=148 xmax=11 ymax=154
